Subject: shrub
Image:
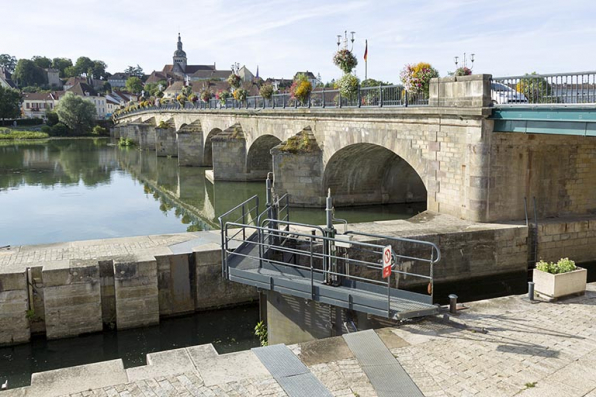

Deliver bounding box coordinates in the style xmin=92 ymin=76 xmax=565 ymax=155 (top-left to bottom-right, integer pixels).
xmin=536 ymin=258 xmax=577 ymax=274
xmin=279 ymin=130 xmax=315 ymax=153
xmin=233 ymin=88 xmax=247 ymax=102
xmin=49 ymin=122 xmax=71 ymax=136
xmin=45 ymin=111 xmax=59 ymax=126
xmin=92 ymin=125 xmax=109 ymax=136
xmin=516 ymin=73 xmax=552 ymax=103
xmin=118 ymin=137 xmax=134 ymax=147
xmin=336 ymin=74 xmax=360 ymax=100
xmin=290 ymin=74 xmax=312 ymax=103
xmin=260 ymin=84 xmax=274 ymax=100
xmin=157 ymin=121 xmax=170 ymax=129
xmin=227 ymin=73 xmax=241 ymax=89
xmin=333 ymin=49 xmax=358 ymax=74
xmin=0 ymin=128 xmax=49 ymax=140
xmin=188 ymin=94 xmax=198 ymax=103
xmin=400 ymin=62 xmax=439 ymax=95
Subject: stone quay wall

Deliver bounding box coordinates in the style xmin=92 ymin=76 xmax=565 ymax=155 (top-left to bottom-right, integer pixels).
xmin=0 ymin=234 xmax=259 ymax=346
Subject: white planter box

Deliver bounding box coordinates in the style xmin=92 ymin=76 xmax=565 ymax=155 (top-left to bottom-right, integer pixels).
xmin=533 ymin=267 xmax=587 ymax=299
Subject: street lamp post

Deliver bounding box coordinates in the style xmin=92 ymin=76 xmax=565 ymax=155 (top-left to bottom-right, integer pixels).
xmin=454 ymin=53 xmax=475 ymax=71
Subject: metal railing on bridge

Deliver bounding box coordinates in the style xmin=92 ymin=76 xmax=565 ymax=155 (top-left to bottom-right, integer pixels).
xmin=114 ymin=84 xmax=431 ymax=119
xmin=491 ymin=71 xmax=596 ymax=106
xmin=217 ymin=181 xmax=441 ymax=320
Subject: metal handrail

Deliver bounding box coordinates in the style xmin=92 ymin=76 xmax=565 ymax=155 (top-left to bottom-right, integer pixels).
xmin=223 ymin=220 xmax=439 ymax=317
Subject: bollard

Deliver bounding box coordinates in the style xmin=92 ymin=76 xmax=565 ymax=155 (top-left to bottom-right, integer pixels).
xmin=528 ymin=281 xmax=535 ymax=301
xmin=448 ymin=294 xmax=458 ymax=314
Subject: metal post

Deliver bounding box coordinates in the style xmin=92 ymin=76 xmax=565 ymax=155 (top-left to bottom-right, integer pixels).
xmin=282 ymin=94 xmax=285 ymax=109
xmin=405 ymin=90 xmax=409 ymax=107
xmin=528 ymin=281 xmax=535 ymax=301
xmin=308 ymin=94 xmax=311 ymax=108
xmin=338 ymin=92 xmax=342 ymax=108
xmin=379 ymin=83 xmax=383 ymax=107
xmin=242 ymin=205 xmax=246 ymax=240
xmin=310 ymin=232 xmax=315 ymax=300
xmin=322 ymin=88 xmax=326 ymax=108
xmin=358 ymin=85 xmax=361 ymax=108
xmin=448 ymin=294 xmax=458 ymax=313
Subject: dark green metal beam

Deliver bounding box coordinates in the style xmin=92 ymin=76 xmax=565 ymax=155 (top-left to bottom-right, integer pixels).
xmin=491 ymin=106 xmax=596 ymax=136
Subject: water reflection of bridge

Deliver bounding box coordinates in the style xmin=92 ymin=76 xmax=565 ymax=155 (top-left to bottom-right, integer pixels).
xmin=115 ymin=148 xmax=264 ymax=231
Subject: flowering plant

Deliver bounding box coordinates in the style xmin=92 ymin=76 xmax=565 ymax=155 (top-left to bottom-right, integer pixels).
xmin=176 ymin=94 xmax=186 ymax=105
xmin=333 ymin=49 xmax=358 ymax=74
xmin=260 ymin=84 xmax=274 ymax=99
xmin=455 ymin=67 xmax=472 ymax=76
xmin=217 ymin=90 xmax=230 ymax=105
xmin=188 ymin=94 xmax=198 ymax=102
xmin=200 ymin=90 xmax=212 ymax=102
xmin=290 ymin=73 xmax=312 ymax=103
xmin=233 ymin=88 xmax=247 ymax=102
xmin=227 ymin=73 xmax=241 ymax=89
xmin=336 ymin=73 xmax=360 ymax=100
xmin=400 ymin=62 xmax=439 ymax=94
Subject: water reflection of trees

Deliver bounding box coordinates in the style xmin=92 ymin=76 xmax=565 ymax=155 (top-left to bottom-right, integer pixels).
xmin=0 ymin=139 xmax=116 ymax=190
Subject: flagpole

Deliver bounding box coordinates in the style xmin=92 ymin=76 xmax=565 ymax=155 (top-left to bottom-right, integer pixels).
xmin=364 ymin=39 xmax=368 ymax=80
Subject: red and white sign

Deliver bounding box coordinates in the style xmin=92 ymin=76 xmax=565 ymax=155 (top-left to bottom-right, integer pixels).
xmin=382 ymin=245 xmax=392 ymax=278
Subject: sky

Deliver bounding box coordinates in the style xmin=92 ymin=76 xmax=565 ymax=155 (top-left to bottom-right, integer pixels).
xmin=2 ymin=0 xmax=596 ymax=83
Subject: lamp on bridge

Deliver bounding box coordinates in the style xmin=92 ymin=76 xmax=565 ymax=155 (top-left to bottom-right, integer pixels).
xmin=454 ymin=53 xmax=475 ymax=70
xmin=337 ymin=31 xmax=356 ymax=51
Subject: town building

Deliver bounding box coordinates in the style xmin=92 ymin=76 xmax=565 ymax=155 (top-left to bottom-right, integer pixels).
xmin=107 ymin=73 xmax=130 ymax=88
xmin=21 ymin=92 xmax=61 ymax=119
xmin=65 ymin=82 xmax=107 ymax=119
xmin=44 ymin=69 xmax=62 ymax=88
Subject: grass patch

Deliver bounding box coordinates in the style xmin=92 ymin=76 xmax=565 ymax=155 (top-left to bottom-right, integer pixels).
xmin=0 ymin=128 xmax=49 ymax=140
xmin=279 ymin=130 xmax=316 ymax=153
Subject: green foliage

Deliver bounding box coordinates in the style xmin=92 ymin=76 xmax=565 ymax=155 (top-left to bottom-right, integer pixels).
xmin=32 ymin=55 xmax=52 ymax=69
xmin=52 ymin=57 xmax=73 ymax=78
xmin=47 ymin=122 xmax=72 ymax=136
xmin=55 ymin=92 xmax=97 ymax=134
xmin=0 ymin=128 xmax=49 ymax=140
xmin=280 ymin=130 xmax=315 ymax=153
xmin=158 ymin=120 xmax=170 ymax=129
xmin=64 ymin=66 xmax=78 ymax=78
xmin=74 ymin=56 xmax=94 ymax=76
xmin=118 ymin=137 xmax=135 ymax=147
xmin=124 ymin=65 xmax=144 ymax=79
xmin=536 ymin=258 xmax=577 ymax=274
xmin=45 ymin=111 xmax=59 ymax=126
xmin=0 ymin=86 xmax=22 ymax=122
xmin=0 ymin=54 xmax=17 ymax=73
xmin=254 ymin=321 xmax=268 ymax=346
xmin=525 ymin=382 xmax=537 ymax=389
xmin=227 ymin=73 xmax=241 ymax=89
xmin=333 ymin=49 xmax=358 ymax=74
xmin=125 ymin=76 xmax=143 ymax=94
xmin=290 ymin=73 xmax=312 ymax=103
xmin=516 ymin=73 xmax=552 ymax=103
xmin=260 ymin=84 xmax=274 ymax=99
xmin=336 ymin=73 xmax=360 ymax=100
xmin=361 ymin=78 xmax=392 ymax=87
xmin=92 ymin=125 xmax=109 ymax=136
xmin=13 ymin=59 xmax=46 ymax=87
xmin=91 ymin=60 xmax=108 ymax=79
xmin=233 ymin=88 xmax=247 ymax=102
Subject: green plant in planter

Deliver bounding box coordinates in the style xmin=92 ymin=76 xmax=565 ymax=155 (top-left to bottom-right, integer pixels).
xmin=536 ymin=258 xmax=576 ymax=274
xmin=336 ymin=73 xmax=360 ymax=101
xmin=260 ymin=84 xmax=274 ymax=100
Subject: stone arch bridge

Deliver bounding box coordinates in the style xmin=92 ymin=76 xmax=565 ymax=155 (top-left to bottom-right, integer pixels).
xmin=115 ymin=75 xmax=596 ymax=224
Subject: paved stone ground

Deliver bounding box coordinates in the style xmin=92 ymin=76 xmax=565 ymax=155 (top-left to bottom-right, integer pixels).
xmin=0 ymin=233 xmax=207 ymax=272
xmin=15 ymin=282 xmax=587 ymax=397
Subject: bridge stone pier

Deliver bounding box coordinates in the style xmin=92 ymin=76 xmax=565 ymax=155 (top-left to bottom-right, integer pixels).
xmin=116 ymin=74 xmax=596 ymax=225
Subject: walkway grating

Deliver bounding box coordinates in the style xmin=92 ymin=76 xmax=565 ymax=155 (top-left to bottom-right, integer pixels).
xmin=343 ymin=329 xmax=424 ymax=397
xmin=252 ymin=344 xmax=333 ymax=397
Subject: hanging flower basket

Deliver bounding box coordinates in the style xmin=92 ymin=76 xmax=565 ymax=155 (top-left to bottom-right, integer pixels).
xmin=455 ymin=67 xmax=472 ymax=76
xmin=290 ymin=74 xmax=312 ymax=103
xmin=233 ymin=88 xmax=247 ymax=102
xmin=217 ymin=90 xmax=230 ymax=105
xmin=200 ymin=90 xmax=212 ymax=102
xmin=333 ymin=49 xmax=358 ymax=74
xmin=227 ymin=73 xmax=241 ymax=89
xmin=336 ymin=74 xmax=360 ymax=100
xmin=260 ymin=84 xmax=274 ymax=100
xmin=400 ymin=62 xmax=439 ymax=94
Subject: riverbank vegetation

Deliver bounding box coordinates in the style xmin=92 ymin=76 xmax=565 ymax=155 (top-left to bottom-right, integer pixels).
xmin=0 ymin=128 xmax=49 ymax=140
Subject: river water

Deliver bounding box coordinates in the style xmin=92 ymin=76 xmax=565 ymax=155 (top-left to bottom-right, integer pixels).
xmin=0 ymin=138 xmax=425 ymax=247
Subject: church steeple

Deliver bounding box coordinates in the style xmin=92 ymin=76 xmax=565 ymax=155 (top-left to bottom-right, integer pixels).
xmin=173 ymin=33 xmax=187 ymax=72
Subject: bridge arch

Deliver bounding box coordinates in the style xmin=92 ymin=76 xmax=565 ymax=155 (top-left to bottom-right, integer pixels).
xmin=246 ymin=135 xmax=282 ymax=177
xmin=323 ymin=143 xmax=427 ymax=207
xmin=203 ymin=128 xmax=222 ymax=166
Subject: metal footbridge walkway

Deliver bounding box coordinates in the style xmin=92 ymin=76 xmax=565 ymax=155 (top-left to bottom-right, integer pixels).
xmin=219 ymin=181 xmax=441 ymax=321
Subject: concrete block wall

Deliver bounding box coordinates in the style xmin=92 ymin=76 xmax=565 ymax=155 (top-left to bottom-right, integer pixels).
xmin=177 ymin=131 xmax=203 ymax=166
xmin=156 ymin=254 xmax=194 ymax=316
xmin=487 ymin=133 xmax=596 ymax=221
xmin=155 ymin=128 xmax=178 ymax=157
xmin=536 ymin=217 xmax=596 ymax=264
xmin=193 ymin=244 xmax=258 ymax=310
xmin=429 ymin=74 xmax=492 ymax=107
xmin=212 ymin=133 xmax=248 ymax=181
xmin=42 ymin=261 xmax=103 ymax=339
xmin=0 ymin=271 xmax=30 ymax=345
xmin=138 ymin=124 xmax=157 ymax=150
xmin=272 ymin=147 xmax=324 ymax=207
xmin=114 ymin=258 xmax=160 ymax=329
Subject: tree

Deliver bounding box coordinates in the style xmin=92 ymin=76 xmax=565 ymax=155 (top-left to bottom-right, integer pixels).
xmin=32 ymin=56 xmax=52 ymax=69
xmin=0 ymin=86 xmax=21 ymax=125
xmin=55 ymin=92 xmax=96 ymax=134
xmin=74 ymin=56 xmax=94 ymax=76
xmin=0 ymin=54 xmax=17 ymax=73
xmin=125 ymin=76 xmax=143 ymax=94
xmin=124 ymin=65 xmax=144 ymax=79
xmin=64 ymin=66 xmax=78 ymax=78
xmin=13 ymin=59 xmax=46 ymax=87
xmin=52 ymin=58 xmax=73 ymax=78
xmin=91 ymin=60 xmax=108 ymax=79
